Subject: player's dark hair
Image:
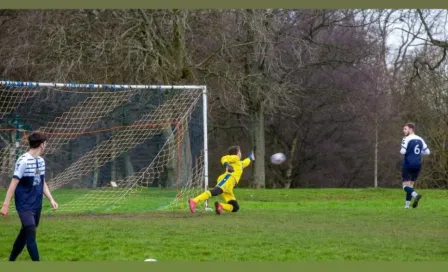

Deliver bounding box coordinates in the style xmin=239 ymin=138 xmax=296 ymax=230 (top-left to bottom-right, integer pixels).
xmin=228 ymin=146 xmax=241 ymax=155
xmin=28 ymin=132 xmax=47 ymax=149
xmin=405 ymin=122 xmax=415 ymax=131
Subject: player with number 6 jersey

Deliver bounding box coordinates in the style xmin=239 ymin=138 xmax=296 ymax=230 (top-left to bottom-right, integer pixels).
xmin=400 ymin=123 xmax=430 ymax=209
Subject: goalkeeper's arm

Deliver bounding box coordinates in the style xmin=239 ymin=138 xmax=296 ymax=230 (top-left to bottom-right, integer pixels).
xmin=242 ymin=151 xmax=255 ymax=168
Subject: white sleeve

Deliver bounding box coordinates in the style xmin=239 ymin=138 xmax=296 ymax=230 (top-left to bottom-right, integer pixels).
xmin=400 ymin=137 xmax=408 ymax=155
xmin=13 ymin=157 xmax=27 ymax=180
xmin=421 ymin=139 xmax=430 ymax=155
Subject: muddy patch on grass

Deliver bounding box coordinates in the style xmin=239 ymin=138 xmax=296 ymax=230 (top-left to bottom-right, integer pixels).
xmin=41 ymin=210 xmax=207 ymax=220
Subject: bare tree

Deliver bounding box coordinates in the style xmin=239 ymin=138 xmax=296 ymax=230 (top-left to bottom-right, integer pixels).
xmin=409 ymin=9 xmax=448 ymax=79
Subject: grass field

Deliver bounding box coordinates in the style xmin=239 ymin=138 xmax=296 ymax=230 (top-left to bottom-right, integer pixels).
xmin=0 ymin=188 xmax=447 ymax=262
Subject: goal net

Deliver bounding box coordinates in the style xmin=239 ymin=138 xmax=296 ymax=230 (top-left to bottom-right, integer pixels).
xmin=0 ymin=81 xmax=210 ymax=214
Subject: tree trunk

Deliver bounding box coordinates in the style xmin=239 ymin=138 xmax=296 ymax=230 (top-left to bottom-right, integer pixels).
xmin=109 ymin=118 xmax=117 ymax=185
xmin=123 ymin=152 xmax=134 ymax=177
xmin=167 ymin=9 xmax=192 ymax=188
xmin=284 ymin=130 xmax=300 ymax=189
xmin=374 ymin=120 xmax=378 ymax=188
xmin=163 ymin=126 xmax=177 ymax=188
xmin=111 ymin=160 xmax=117 ymax=182
xmin=121 ymin=103 xmax=134 ymax=180
xmin=92 ymin=132 xmax=101 ymax=189
xmin=180 ymin=122 xmax=192 ymax=186
xmin=10 ymin=130 xmax=16 ymax=171
xmin=251 ymin=102 xmax=266 ymax=189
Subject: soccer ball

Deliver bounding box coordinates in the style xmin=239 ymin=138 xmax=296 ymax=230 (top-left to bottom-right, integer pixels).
xmin=270 ymin=153 xmax=286 ymax=164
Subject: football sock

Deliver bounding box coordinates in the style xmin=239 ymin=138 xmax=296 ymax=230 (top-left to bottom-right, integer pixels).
xmin=403 ymin=186 xmax=413 ymax=202
xmin=193 ymin=191 xmax=212 ymax=203
xmin=406 ymin=192 xmax=412 ymax=201
xmin=220 ymin=203 xmax=234 ymax=212
xmin=405 ymin=201 xmax=411 ymax=208
xmin=411 ymin=191 xmax=418 ymax=198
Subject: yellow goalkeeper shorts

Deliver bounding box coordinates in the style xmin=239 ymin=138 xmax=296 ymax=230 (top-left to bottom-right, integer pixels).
xmin=216 ymin=173 xmax=237 ymax=202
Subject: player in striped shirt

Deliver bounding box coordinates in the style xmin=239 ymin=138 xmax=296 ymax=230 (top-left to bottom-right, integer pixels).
xmin=400 ymin=123 xmax=430 ymax=209
xmin=1 ymin=132 xmax=58 ymax=261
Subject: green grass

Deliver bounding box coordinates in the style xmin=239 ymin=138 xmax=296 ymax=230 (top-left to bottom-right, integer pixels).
xmin=0 ymin=188 xmax=447 ymax=261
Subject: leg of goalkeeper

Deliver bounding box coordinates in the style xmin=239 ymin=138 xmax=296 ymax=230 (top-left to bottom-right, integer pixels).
xmin=194 ymin=187 xmax=223 ymax=202
xmin=189 ymin=174 xmax=231 ymax=213
xmin=215 ymin=192 xmax=239 ymax=214
xmin=188 ymin=187 xmax=223 ymax=213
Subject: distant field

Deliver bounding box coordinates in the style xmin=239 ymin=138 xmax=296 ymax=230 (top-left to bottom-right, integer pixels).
xmin=0 ymin=188 xmax=447 ymax=261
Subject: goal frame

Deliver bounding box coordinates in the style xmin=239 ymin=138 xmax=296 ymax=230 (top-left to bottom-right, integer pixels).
xmin=0 ymin=80 xmax=210 ymax=210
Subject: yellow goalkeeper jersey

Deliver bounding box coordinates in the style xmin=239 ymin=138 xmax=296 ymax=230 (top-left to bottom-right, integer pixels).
xmin=219 ymin=155 xmax=251 ymax=185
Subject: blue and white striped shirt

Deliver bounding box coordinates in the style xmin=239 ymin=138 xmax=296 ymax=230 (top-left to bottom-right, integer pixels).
xmin=13 ymin=152 xmax=45 ymax=212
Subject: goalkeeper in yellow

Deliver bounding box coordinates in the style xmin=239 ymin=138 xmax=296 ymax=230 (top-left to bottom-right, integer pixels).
xmin=188 ymin=146 xmax=254 ymax=215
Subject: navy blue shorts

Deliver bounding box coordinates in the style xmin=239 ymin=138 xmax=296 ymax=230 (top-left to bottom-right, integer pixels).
xmin=18 ymin=209 xmax=41 ymax=228
xmin=402 ymin=167 xmax=421 ymax=182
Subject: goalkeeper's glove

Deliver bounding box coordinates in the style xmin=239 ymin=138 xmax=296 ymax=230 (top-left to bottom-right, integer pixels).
xmin=223 ymin=162 xmax=234 ymax=173
xmin=248 ymin=151 xmax=255 ymax=161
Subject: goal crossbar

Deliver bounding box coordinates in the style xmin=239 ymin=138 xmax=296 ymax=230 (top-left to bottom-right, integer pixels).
xmin=0 ymin=81 xmax=206 ymax=90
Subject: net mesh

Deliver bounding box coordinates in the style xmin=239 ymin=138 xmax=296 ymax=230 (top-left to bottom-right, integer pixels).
xmin=0 ymin=89 xmax=140 ymax=173
xmin=0 ymin=82 xmax=207 ymax=214
xmin=0 ymin=87 xmax=40 ymax=119
xmin=163 ymin=151 xmax=206 ymax=211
